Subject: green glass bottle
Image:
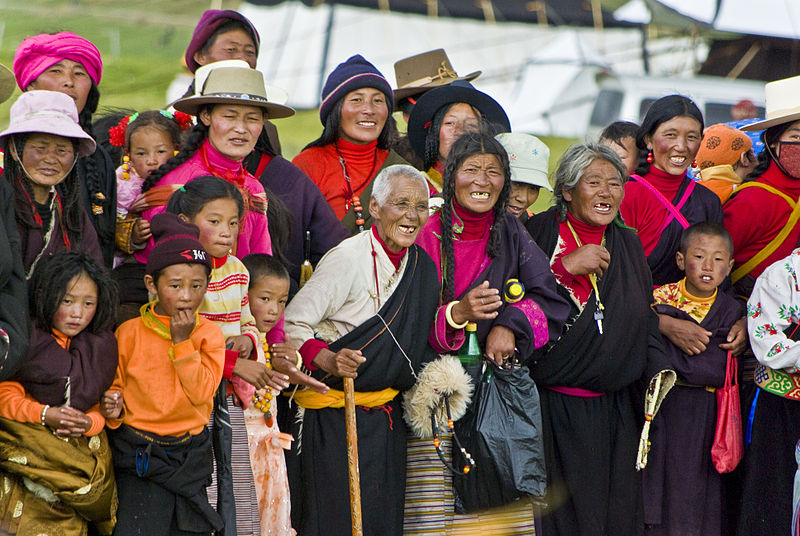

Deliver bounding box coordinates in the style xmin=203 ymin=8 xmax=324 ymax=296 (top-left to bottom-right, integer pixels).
xmin=458 ymin=322 xmax=481 ymax=367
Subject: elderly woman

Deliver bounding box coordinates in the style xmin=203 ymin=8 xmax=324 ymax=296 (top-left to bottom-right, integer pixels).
xmin=284 ymin=164 xmax=439 ymax=536
xmin=406 ymin=80 xmax=510 ymax=195
xmin=525 ymin=143 xmax=672 ymax=536
xmin=13 ymin=31 xmax=116 ymax=267
xmin=403 ymin=131 xmax=569 ymax=533
xmin=0 ymin=90 xmax=100 ymax=277
xmin=293 ymin=55 xmax=408 ymax=234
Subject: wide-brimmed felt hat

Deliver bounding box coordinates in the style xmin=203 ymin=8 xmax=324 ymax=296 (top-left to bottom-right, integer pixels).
xmin=0 ymin=90 xmax=95 ymax=157
xmin=495 ymin=132 xmax=552 ymax=191
xmin=406 ymin=80 xmax=510 ymax=160
xmin=185 ymin=9 xmax=261 ymax=74
xmin=173 ymin=60 xmax=295 ymax=119
xmin=741 ymin=75 xmax=800 ymax=131
xmin=0 ymin=64 xmax=14 ymax=104
xmin=393 ymin=49 xmax=481 ymax=102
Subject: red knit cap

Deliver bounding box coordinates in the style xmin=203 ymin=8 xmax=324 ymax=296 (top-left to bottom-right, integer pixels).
xmin=696 ymin=123 xmax=753 ymax=170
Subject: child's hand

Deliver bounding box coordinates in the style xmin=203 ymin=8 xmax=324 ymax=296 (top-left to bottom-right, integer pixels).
xmin=45 ymin=406 xmax=93 ymax=437
xmin=101 ymin=390 xmax=123 ymax=419
xmin=226 ymin=335 xmax=254 ymax=359
xmin=131 ymin=218 xmax=152 ymax=245
xmin=170 ymin=309 xmax=196 ymax=344
xmin=271 ymin=343 xmax=330 ymax=394
xmin=234 ymin=358 xmax=289 ymax=391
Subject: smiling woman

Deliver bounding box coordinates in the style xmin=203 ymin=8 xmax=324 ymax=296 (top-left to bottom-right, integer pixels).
xmin=292 ymin=55 xmax=410 ymax=234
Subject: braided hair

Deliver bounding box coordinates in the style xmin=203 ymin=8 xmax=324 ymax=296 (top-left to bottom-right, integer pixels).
xmin=5 ymin=134 xmax=85 ymax=249
xmin=422 ymin=103 xmax=483 ymax=171
xmin=303 ymin=97 xmax=398 ymax=151
xmin=634 ymin=94 xmax=704 ymax=177
xmin=141 ymin=120 xmax=209 ymax=193
xmin=438 ymin=130 xmax=511 ymax=303
xmin=74 ymin=83 xmax=111 ymax=220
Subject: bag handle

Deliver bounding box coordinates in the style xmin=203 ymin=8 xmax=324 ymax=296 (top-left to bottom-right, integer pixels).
xmin=724 ymin=351 xmax=737 ymax=389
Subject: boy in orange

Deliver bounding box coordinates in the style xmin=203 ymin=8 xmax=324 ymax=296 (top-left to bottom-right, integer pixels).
xmin=101 ymin=213 xmax=225 ymax=536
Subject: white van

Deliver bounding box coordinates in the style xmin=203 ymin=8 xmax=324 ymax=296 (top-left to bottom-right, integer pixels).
xmin=586 ymin=73 xmax=766 ymax=137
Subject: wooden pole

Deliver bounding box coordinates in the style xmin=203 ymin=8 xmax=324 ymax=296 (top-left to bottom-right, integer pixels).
xmin=343 ymin=376 xmax=363 ymax=536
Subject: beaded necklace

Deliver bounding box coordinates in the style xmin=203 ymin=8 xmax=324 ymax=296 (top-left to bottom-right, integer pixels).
xmin=336 ymin=144 xmax=379 ymax=233
xmin=17 ymin=176 xmax=71 ymax=251
xmin=252 ymin=341 xmax=275 ymax=427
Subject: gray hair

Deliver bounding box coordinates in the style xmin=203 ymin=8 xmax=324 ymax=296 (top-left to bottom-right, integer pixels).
xmin=552 ymin=143 xmax=628 ymax=220
xmin=371 ymin=164 xmax=430 ymax=206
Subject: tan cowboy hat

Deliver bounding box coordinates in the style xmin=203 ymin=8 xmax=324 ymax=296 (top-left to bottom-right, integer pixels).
xmin=741 ymin=75 xmax=800 ymax=131
xmin=174 ymin=59 xmax=295 ymax=119
xmin=0 ymin=64 xmax=15 ymax=104
xmin=393 ymin=49 xmax=481 ymax=102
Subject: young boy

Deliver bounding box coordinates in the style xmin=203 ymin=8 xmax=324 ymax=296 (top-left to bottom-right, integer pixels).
xmin=495 ymin=132 xmax=552 ymax=222
xmin=642 ymin=222 xmax=743 ymax=536
xmin=599 ymin=121 xmax=639 ymax=178
xmin=101 ymin=213 xmax=225 ymax=536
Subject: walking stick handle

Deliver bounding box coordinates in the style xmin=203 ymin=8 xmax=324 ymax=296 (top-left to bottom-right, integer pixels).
xmin=344 ymin=376 xmax=363 ymax=536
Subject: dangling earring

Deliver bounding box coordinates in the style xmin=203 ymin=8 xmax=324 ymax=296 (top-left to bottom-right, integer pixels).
xmin=646 ymin=149 xmax=653 ymax=163
xmin=122 ymin=155 xmax=130 ymax=180
xmin=691 ymin=159 xmax=697 ymax=168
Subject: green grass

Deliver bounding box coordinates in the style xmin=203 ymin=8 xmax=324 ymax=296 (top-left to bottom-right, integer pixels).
xmin=0 ymin=0 xmax=579 ymax=170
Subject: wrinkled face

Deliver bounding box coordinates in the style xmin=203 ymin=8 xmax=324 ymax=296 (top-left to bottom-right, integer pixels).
xmin=453 ymin=153 xmax=505 ymax=214
xmin=145 ymin=264 xmax=209 ymax=317
xmin=369 ymin=175 xmax=429 ymax=252
xmin=601 ymin=136 xmax=637 ymax=177
xmin=645 ymin=115 xmax=702 ymax=176
xmin=186 ymin=198 xmax=240 ymax=259
xmin=338 ymin=88 xmax=389 ymax=145
xmin=248 ymin=275 xmax=290 ymax=333
xmin=438 ymin=103 xmax=480 ymax=164
xmin=15 ymin=133 xmax=76 ymax=203
xmin=128 ymin=126 xmax=174 ymax=179
xmin=676 ymin=233 xmax=733 ymax=299
xmin=563 ymin=158 xmax=624 ymax=227
xmin=52 ymin=273 xmax=97 ymax=337
xmin=200 ymin=104 xmax=264 ymax=161
xmin=508 ymin=182 xmax=540 ymax=218
xmin=28 ymin=59 xmax=92 ymax=113
xmin=194 ymin=28 xmax=257 ymax=69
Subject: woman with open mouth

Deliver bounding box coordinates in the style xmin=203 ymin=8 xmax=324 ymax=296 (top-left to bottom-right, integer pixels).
xmin=404 ymin=131 xmax=569 ymax=534
xmin=525 ymin=143 xmax=674 ymax=536
xmin=293 ymin=55 xmax=410 ymax=234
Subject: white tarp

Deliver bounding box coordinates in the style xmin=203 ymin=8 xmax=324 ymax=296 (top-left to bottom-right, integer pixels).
xmin=239 ymin=1 xmax=705 ymax=136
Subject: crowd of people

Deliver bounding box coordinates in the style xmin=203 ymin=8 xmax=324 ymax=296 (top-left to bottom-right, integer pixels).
xmin=1 ymin=8 xmax=800 ymax=536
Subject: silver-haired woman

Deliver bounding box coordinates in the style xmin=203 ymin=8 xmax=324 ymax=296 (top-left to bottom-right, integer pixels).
xmin=284 ymin=164 xmax=441 ymax=536
xmin=524 ymin=143 xmax=673 ymax=536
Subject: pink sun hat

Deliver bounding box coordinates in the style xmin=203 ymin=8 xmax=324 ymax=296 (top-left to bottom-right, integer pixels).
xmin=0 ymin=90 xmax=96 ymax=157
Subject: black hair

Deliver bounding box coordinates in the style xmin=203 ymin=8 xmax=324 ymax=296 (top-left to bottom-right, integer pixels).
xmin=200 ymin=20 xmax=258 ymax=56
xmin=241 ymin=253 xmax=290 ymax=285
xmin=600 ymin=121 xmax=639 ymax=148
xmin=679 ymin=221 xmax=733 ymax=257
xmin=264 ymin=192 xmax=292 ymax=269
xmin=125 ymin=110 xmax=185 ymax=154
xmin=422 ymin=103 xmax=487 ymax=171
xmin=92 ymin=108 xmax=134 ymax=166
xmin=439 ymin=129 xmax=511 ymax=302
xmin=166 ymin=175 xmax=245 ymax=219
xmin=141 ymin=117 xmax=209 ymax=193
xmin=303 ymin=97 xmax=399 ymax=151
xmin=748 ymin=123 xmax=793 ymax=180
xmin=76 ymin=82 xmax=112 ymax=225
xmin=29 ymin=251 xmax=118 ymax=334
xmin=634 ymin=95 xmax=704 ymax=176
xmin=4 ymin=134 xmax=85 ymax=251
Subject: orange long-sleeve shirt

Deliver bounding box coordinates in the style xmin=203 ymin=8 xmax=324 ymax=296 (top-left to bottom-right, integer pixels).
xmin=0 ymin=330 xmax=105 ymax=436
xmin=108 ymin=313 xmax=225 ymax=436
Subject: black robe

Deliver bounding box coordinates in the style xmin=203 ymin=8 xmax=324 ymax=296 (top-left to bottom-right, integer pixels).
xmin=643 ymin=291 xmax=743 ymax=536
xmin=525 ymin=208 xmax=670 ymax=536
xmin=290 ymin=244 xmax=440 ymax=536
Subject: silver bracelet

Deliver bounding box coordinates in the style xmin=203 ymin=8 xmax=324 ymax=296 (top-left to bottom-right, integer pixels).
xmin=40 ymin=405 xmax=49 ymax=426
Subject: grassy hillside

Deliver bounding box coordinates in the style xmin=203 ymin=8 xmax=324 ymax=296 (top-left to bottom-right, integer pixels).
xmin=0 ymin=0 xmax=578 ymax=185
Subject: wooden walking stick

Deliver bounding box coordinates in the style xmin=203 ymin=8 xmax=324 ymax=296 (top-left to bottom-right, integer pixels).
xmin=343 ymin=376 xmax=363 ymax=536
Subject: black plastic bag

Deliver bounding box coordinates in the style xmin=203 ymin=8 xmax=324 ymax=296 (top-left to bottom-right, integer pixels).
xmin=453 ymin=362 xmax=546 ymax=514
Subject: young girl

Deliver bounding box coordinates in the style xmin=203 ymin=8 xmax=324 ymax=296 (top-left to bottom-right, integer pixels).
xmin=108 ymin=109 xmax=192 ymax=268
xmin=0 ymin=251 xmax=118 ymax=534
xmin=166 ymin=176 xmax=289 ymax=536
